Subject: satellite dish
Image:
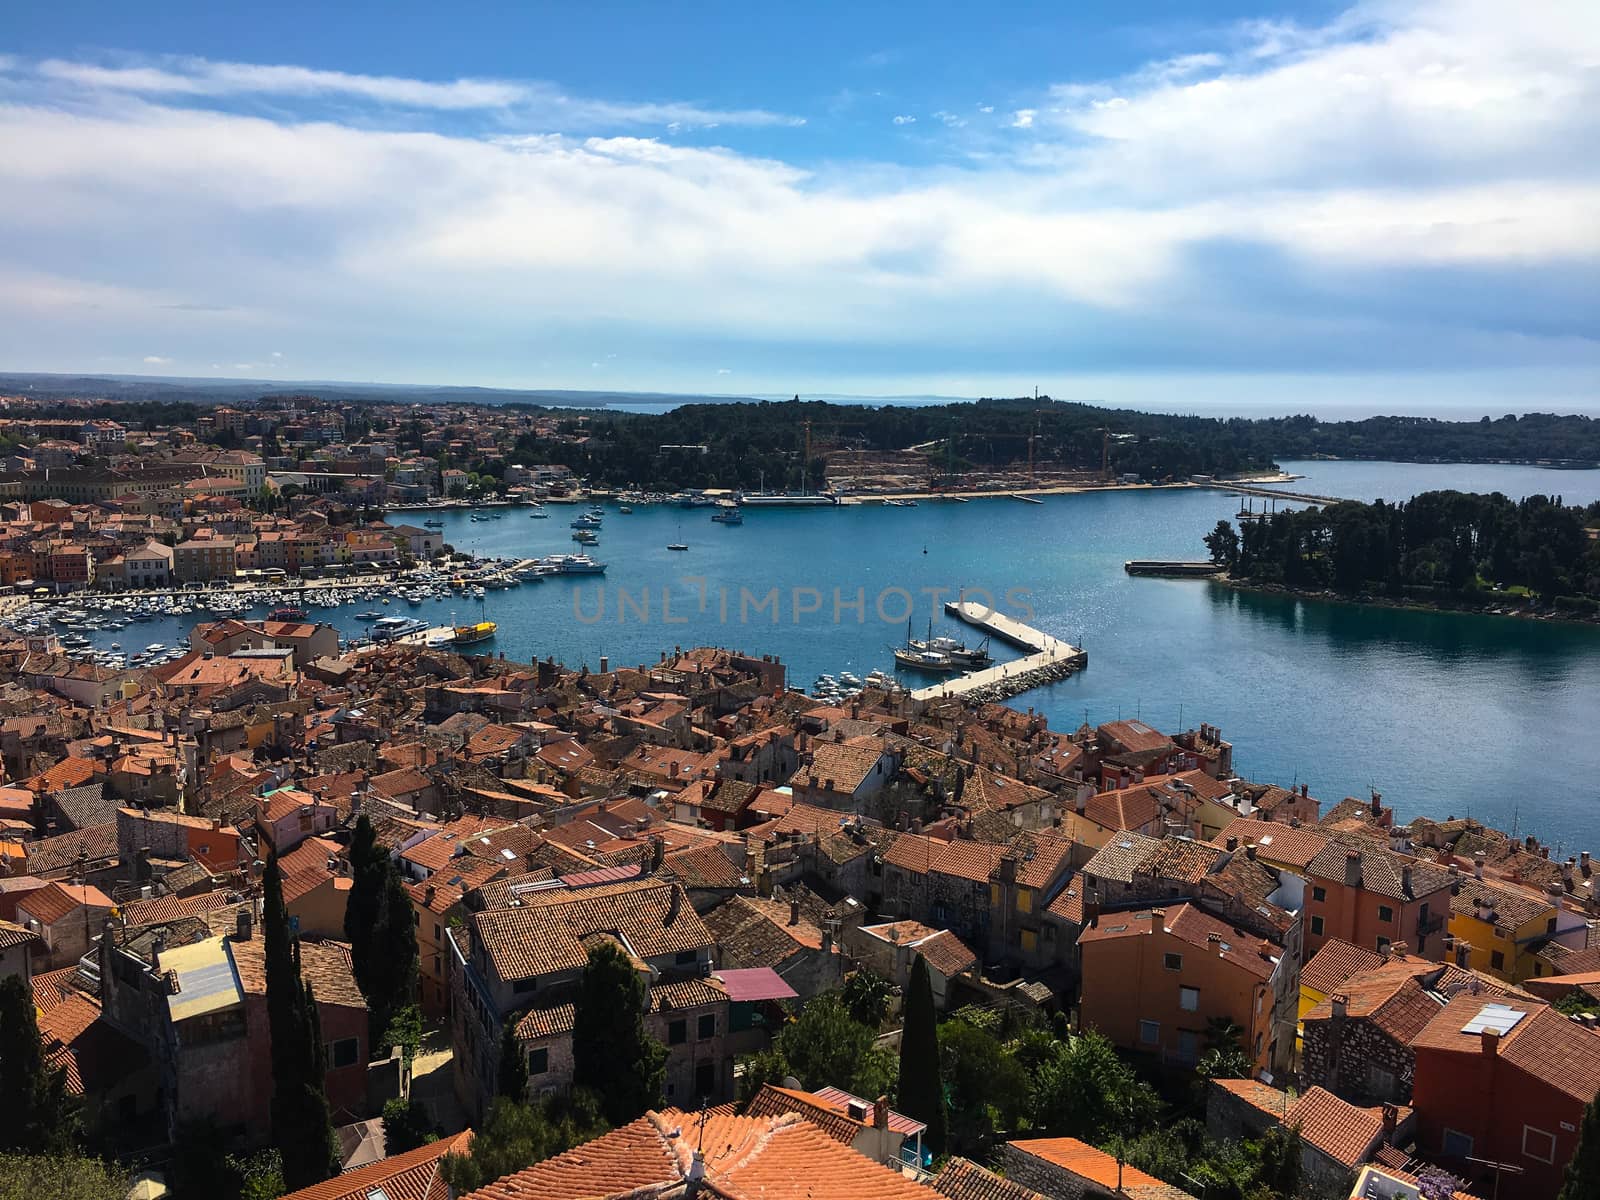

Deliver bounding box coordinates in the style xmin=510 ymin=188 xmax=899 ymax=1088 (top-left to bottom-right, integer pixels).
xmin=781 ymin=1076 xmax=803 ymax=1091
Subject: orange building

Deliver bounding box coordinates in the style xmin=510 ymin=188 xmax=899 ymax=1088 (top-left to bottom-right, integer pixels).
xmin=1077 ymin=901 xmax=1292 ymax=1074
xmin=1303 ymin=839 xmax=1453 ymax=959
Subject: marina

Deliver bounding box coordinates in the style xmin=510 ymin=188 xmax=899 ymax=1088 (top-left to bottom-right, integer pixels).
xmin=907 ymin=601 xmax=1087 ymax=705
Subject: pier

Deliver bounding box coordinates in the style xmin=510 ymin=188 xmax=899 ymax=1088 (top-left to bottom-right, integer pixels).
xmin=1207 ymin=482 xmax=1348 ymax=507
xmin=1124 ymin=560 xmax=1224 ymax=578
xmin=907 ymin=601 xmax=1087 ymax=705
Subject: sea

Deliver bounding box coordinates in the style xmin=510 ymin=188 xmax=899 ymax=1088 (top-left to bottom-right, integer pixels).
xmin=73 ymin=460 xmax=1600 ymax=855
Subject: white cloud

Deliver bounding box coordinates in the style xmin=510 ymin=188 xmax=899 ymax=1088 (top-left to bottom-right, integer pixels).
xmin=978 ymin=104 xmax=995 ymax=114
xmin=933 ymin=111 xmax=967 ymax=127
xmin=0 ymin=4 xmax=1594 ymax=388
xmin=142 ymin=354 xmax=171 ymax=364
xmin=892 ymin=114 xmax=916 ymax=125
xmin=716 ymin=368 xmax=732 ymax=375
xmin=270 ymin=350 xmax=282 ymax=358
xmin=28 ymin=55 xmax=806 ymax=129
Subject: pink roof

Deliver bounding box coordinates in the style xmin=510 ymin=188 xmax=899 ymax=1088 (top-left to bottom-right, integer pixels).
xmin=714 ymin=966 xmax=799 ymax=1003
xmin=811 ymin=1086 xmax=926 ymax=1136
xmin=562 ymin=864 xmax=644 ymax=888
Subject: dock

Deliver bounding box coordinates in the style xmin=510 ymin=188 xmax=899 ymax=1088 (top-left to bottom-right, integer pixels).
xmin=907 ymin=601 xmax=1087 ymax=705
xmin=1207 ymin=482 xmax=1348 ymax=507
xmin=1124 ymin=560 xmax=1224 ymax=578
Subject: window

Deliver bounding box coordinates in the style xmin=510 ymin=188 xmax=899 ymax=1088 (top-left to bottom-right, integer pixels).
xmin=1442 ymin=1129 xmax=1474 ymax=1159
xmin=1378 ymin=904 xmax=1394 ymax=923
xmin=675 ymin=950 xmax=698 ymax=966
xmin=1312 ymin=886 xmax=1326 ymax=902
xmin=1164 ymin=953 xmax=1183 ymax=971
xmin=434 ymin=923 xmax=442 ymax=941
xmin=327 ymin=1037 xmax=359 ymax=1069
xmin=1377 ymin=937 xmax=1391 ymax=954
xmin=1020 ymin=929 xmax=1037 ymax=954
xmin=1310 ymin=915 xmax=1324 ymax=936
xmin=1547 ymin=917 xmax=1559 ymax=934
xmin=669 ymin=1019 xmax=687 ymax=1045
xmin=989 ymin=883 xmax=1001 ymax=907
xmin=1179 ymin=986 xmax=1200 ymax=1012
xmin=1016 ymin=888 xmax=1033 ymax=914
xmin=513 ymin=977 xmax=537 ymax=995
xmin=1491 ymin=950 xmax=1506 ymax=971
xmin=1139 ymin=1020 xmax=1160 ymax=1045
xmin=1524 ymin=1126 xmax=1556 ymax=1164
xmin=697 ymin=1013 xmax=716 ymax=1040
xmin=695 ymin=1061 xmax=716 ymax=1099
xmin=527 ymin=1047 xmax=549 ymax=1076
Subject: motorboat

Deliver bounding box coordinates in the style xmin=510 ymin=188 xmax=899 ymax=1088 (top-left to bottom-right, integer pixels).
xmin=711 ymin=508 xmax=743 ymax=525
xmin=667 ymin=543 xmax=689 ymax=551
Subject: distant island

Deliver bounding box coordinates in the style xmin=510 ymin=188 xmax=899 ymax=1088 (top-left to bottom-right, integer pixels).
xmin=1203 ymin=490 xmax=1600 ymax=618
xmin=2 ymin=374 xmax=1598 ymax=495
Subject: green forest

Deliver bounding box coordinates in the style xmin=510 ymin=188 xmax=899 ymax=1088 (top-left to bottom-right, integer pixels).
xmin=1204 ymin=490 xmax=1600 ymax=612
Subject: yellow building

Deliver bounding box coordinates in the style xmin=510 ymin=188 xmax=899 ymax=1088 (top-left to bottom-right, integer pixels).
xmin=1446 ymin=875 xmax=1577 ymax=983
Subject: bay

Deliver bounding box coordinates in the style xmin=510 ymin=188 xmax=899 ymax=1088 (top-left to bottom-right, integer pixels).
xmin=83 ymin=465 xmax=1600 ymax=855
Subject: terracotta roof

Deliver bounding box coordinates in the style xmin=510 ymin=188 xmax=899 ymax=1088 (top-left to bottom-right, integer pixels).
xmin=472 ymin=879 xmax=710 ymax=983
xmin=1284 ymin=1086 xmax=1397 ymax=1169
xmin=1307 ymin=839 xmax=1453 ymax=902
xmin=934 ymin=1157 xmax=1048 ymax=1200
xmin=1302 ymin=939 xmax=1387 ymax=996
xmin=1078 ymin=902 xmax=1276 ymax=981
xmin=0 ymin=917 xmax=40 ymax=951
xmin=17 ymin=881 xmax=112 ymax=926
xmin=1007 ymin=1137 xmax=1196 ymax=1200
xmin=1210 ymin=1077 xmax=1294 ymax=1122
xmin=745 ymin=1084 xmax=865 ymax=1144
xmin=229 ymin=933 xmax=366 ymax=1010
xmin=917 ymin=930 xmax=979 ymax=978
xmin=1302 ymin=965 xmax=1444 ymax=1045
xmin=278 ymin=1130 xmax=471 ymax=1200
xmin=1211 ymin=816 xmax=1331 ymax=869
xmin=461 ymin=1109 xmax=941 ymax=1200
xmin=1411 ymin=993 xmax=1600 ymax=1105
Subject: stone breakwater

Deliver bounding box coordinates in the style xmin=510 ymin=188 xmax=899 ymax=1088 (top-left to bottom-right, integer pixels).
xmin=909 ymin=601 xmax=1087 ymax=707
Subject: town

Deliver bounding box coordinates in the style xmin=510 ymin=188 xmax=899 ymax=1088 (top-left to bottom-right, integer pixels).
xmin=0 ymin=394 xmax=1597 ymax=1200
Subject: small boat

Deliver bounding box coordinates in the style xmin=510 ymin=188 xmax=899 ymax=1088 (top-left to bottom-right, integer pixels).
xmin=423 ymin=519 xmax=444 ymax=528
xmin=571 ymin=515 xmax=602 ymax=529
xmin=619 ymin=505 xmax=633 ymax=514
xmin=451 ymin=619 xmax=498 ymax=646
xmin=573 ymin=529 xmax=599 ymax=544
xmin=355 ymin=611 xmax=382 ymax=621
xmin=892 ymin=646 xmax=962 ymax=672
xmin=268 ymin=606 xmax=306 ymax=622
xmin=529 ymin=509 xmax=549 ymax=519
xmin=667 ymin=543 xmax=689 ymax=551
xmin=711 ymin=508 xmax=743 ymax=525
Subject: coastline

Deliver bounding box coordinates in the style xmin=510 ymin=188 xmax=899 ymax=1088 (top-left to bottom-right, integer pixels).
xmin=1208 ymin=573 xmax=1600 ymax=627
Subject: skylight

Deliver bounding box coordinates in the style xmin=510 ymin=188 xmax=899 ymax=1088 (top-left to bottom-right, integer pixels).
xmin=1461 ymin=1003 xmax=1527 ymax=1036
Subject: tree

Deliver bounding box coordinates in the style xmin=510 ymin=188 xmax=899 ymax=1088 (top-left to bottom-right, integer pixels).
xmin=843 ymin=969 xmax=893 ymax=1029
xmin=1024 ymin=1030 xmax=1159 ymax=1143
xmin=1204 ymin=520 xmax=1240 ymax=569
xmin=263 ymin=854 xmax=341 ymax=1190
xmin=897 ymin=955 xmax=946 ymax=1155
xmin=343 ymin=814 xmax=384 ymax=987
xmin=381 ymin=1098 xmax=435 ymax=1155
xmin=441 ymin=1093 xmax=607 ymax=1193
xmin=0 ymin=1153 xmax=126 ymax=1200
xmin=497 ymin=1022 xmax=529 ymax=1101
xmin=571 ymin=942 xmax=668 ymax=1126
xmin=364 ymin=865 xmax=420 ymax=1051
xmin=0 ymin=976 xmax=76 ymax=1154
xmin=939 ymin=1016 xmax=1028 ymax=1155
xmin=1559 ymin=1088 xmax=1600 ymax=1200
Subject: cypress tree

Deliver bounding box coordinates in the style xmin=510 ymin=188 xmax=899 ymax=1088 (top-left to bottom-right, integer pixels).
xmin=1558 ymin=1089 xmax=1600 ymax=1200
xmin=364 ymin=863 xmax=420 ymax=1048
xmin=897 ymin=954 xmax=946 ymax=1156
xmin=343 ymin=814 xmax=385 ymax=992
xmin=497 ymin=1022 xmax=529 ymax=1101
xmin=263 ymin=854 xmax=340 ymax=1190
xmin=571 ymin=942 xmax=667 ymax=1126
xmin=0 ymin=976 xmax=76 ymax=1154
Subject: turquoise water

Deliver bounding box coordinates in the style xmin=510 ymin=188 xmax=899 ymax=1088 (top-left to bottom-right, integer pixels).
xmin=1268 ymin=459 xmax=1600 ymax=506
xmin=85 ymin=467 xmax=1600 ymax=854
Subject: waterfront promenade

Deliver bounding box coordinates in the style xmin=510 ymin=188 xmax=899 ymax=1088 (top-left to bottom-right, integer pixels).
xmin=908 ymin=601 xmax=1087 ymax=704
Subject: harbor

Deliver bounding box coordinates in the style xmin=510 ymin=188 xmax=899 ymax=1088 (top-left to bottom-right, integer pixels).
xmin=906 ymin=600 xmax=1088 ymax=706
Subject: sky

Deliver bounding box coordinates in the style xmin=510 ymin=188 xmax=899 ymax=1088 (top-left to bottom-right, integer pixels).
xmin=2 ymin=0 xmax=1597 ymax=414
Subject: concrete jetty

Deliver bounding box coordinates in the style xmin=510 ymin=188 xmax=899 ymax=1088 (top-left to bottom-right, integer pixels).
xmin=908 ymin=601 xmax=1087 ymax=705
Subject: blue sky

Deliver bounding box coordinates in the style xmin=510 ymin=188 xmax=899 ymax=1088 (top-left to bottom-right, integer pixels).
xmin=2 ymin=0 xmax=1596 ymax=412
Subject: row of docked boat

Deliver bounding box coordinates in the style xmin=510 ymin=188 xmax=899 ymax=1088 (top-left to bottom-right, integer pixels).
xmin=889 ymin=620 xmax=994 ymax=674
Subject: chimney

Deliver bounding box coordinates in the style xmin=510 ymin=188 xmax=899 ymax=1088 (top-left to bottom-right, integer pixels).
xmin=1370 ymin=790 xmax=1382 ymax=816
xmin=1300 ymin=783 xmax=1309 ymax=798
xmin=235 ymin=909 xmax=252 ymax=941
xmin=1473 ymin=851 xmax=1485 ymax=880
xmin=1330 ymin=993 xmax=1348 ymax=1021
xmin=789 ymin=897 xmax=800 ymax=926
xmin=1401 ymin=865 xmax=1412 ymax=897
xmin=667 ymin=887 xmax=682 ymax=923
xmin=998 ymin=853 xmax=1018 ymax=883
xmin=1381 ymin=1104 xmax=1398 ymax=1137
xmin=1225 ymin=836 xmax=1238 ymax=852
xmin=424 ymin=884 xmax=436 ymax=907
xmin=1245 ymin=844 xmax=1257 ymax=861
xmin=151 ymin=932 xmax=166 ymax=971
xmin=599 ymin=655 xmax=608 ymax=673
xmin=1345 ymin=850 xmax=1362 ymax=888
xmin=874 ymin=1096 xmax=890 ymax=1132
xmin=1481 ymin=1029 xmax=1500 ymax=1057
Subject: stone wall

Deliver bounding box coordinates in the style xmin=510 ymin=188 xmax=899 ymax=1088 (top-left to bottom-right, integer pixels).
xmin=1302 ymin=1014 xmax=1414 ymax=1105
